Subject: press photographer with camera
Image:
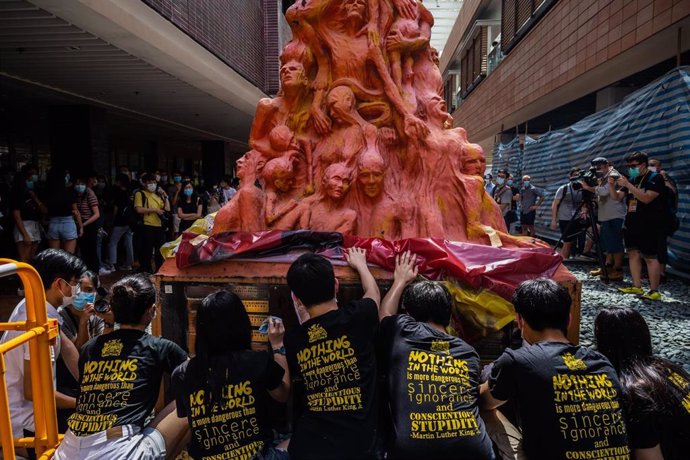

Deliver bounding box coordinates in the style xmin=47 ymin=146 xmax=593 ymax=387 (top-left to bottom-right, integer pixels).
xmin=550 ymin=168 xmax=587 ymax=259
xmin=615 ymin=152 xmax=666 ymax=300
xmin=579 ymin=157 xmax=626 ymax=281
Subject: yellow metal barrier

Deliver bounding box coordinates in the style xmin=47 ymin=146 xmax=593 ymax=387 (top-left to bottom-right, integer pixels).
xmin=0 ymin=259 xmax=61 ymax=460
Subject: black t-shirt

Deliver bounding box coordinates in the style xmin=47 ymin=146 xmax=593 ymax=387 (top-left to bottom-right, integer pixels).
xmin=172 ymin=352 xmax=284 ymax=460
xmin=67 ymin=329 xmax=187 ymax=436
xmin=46 ymin=187 xmax=76 ymax=218
xmin=177 ymin=196 xmax=201 ymax=232
xmin=625 ymin=172 xmax=665 ymax=227
xmin=489 ymin=342 xmax=631 ymax=460
xmin=627 ymin=366 xmax=690 ymax=460
xmin=378 ymin=315 xmax=494 ymax=460
xmin=11 ymin=189 xmax=40 ymax=221
xmin=285 ymin=298 xmax=379 ymax=460
xmin=112 ymin=187 xmax=131 ymax=226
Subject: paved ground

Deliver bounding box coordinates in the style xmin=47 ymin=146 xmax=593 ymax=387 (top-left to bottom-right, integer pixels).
xmin=567 ymin=260 xmax=690 ymax=372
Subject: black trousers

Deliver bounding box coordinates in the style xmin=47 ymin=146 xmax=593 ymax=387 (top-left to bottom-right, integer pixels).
xmin=138 ymin=225 xmax=165 ymax=273
xmin=79 ymin=224 xmax=100 ymax=272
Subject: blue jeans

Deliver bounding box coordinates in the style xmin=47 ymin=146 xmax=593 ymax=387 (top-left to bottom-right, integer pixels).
xmin=108 ymin=225 xmax=133 ymax=268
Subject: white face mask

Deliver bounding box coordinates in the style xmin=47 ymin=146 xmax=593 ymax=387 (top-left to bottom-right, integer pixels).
xmin=60 ymin=279 xmax=78 ymax=307
xmin=146 ymin=183 xmax=157 ymax=193
xmin=648 ymin=166 xmax=657 ymax=173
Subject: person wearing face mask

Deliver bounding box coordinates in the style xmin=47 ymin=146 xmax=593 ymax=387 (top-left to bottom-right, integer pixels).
xmin=11 ymin=164 xmax=46 ymax=263
xmin=484 ymin=173 xmax=495 ymax=196
xmin=615 ymin=151 xmax=666 ymax=301
xmin=492 ymin=169 xmax=515 ymax=229
xmin=55 ymin=271 xmax=112 ymax=431
xmin=176 ymin=181 xmax=203 ymax=234
xmin=517 ymin=175 xmax=544 ymax=237
xmin=134 ymin=173 xmax=170 ymax=273
xmin=74 ymin=177 xmax=102 ymax=273
xmin=479 ymin=279 xmax=631 ymax=460
xmin=1 ymin=249 xmax=85 ymax=459
xmin=46 ymin=168 xmax=82 ymax=254
xmin=648 ymin=158 xmax=678 ymax=284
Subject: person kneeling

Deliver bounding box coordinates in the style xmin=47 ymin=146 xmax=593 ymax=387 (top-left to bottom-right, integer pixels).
xmin=378 ymin=252 xmax=495 ymax=459
xmin=172 ymin=291 xmax=290 ymax=459
xmin=54 ymin=274 xmax=188 ymax=460
xmin=479 ymin=279 xmax=631 ymax=460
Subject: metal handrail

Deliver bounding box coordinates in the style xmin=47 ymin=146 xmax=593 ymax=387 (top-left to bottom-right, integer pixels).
xmin=0 ymin=259 xmax=60 ymax=460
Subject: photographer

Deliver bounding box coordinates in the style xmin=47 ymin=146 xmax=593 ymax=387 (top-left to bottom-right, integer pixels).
xmin=550 ymin=168 xmax=586 ymax=259
xmin=615 ymin=152 xmax=665 ymax=300
xmin=580 ymin=157 xmax=626 ymax=281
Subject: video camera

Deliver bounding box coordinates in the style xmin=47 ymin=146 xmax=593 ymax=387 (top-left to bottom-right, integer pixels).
xmin=570 ymin=166 xmax=601 ymax=190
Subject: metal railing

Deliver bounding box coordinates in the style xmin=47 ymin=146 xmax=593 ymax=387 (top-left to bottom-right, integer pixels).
xmin=0 ymin=259 xmax=61 ymax=460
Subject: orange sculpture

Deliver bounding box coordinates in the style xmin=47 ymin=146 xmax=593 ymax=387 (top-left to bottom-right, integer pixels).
xmin=212 ymin=0 xmax=537 ymax=248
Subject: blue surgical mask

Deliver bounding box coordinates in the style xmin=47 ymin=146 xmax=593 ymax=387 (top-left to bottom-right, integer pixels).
xmin=26 ymin=180 xmax=34 ymax=190
xmin=523 ymin=181 xmax=530 ymax=187
xmin=497 ymin=177 xmax=505 ymax=185
xmin=31 ymin=174 xmax=38 ymax=182
xmin=65 ymin=174 xmax=71 ymax=185
xmin=183 ymin=189 xmax=193 ymax=197
xmin=75 ymin=184 xmax=86 ymax=194
xmin=507 ymin=180 xmax=513 ymax=186
xmin=628 ymin=167 xmax=640 ymax=180
xmin=72 ymin=292 xmax=96 ymax=311
xmin=174 ymin=175 xmax=182 ymax=183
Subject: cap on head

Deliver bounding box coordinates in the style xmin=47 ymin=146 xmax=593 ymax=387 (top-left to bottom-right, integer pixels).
xmin=591 ymin=157 xmax=608 ymax=166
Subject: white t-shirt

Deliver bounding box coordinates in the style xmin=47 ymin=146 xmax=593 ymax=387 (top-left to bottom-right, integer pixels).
xmin=222 ymin=187 xmax=236 ymax=203
xmin=1 ymin=299 xmax=61 ymax=437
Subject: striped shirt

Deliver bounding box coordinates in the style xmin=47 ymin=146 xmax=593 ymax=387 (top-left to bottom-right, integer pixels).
xmin=76 ymin=188 xmax=99 ymax=223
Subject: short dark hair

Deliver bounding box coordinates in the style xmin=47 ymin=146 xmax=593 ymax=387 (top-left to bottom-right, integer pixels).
xmin=115 ymin=173 xmax=130 ymax=186
xmin=110 ymin=273 xmax=156 ymax=325
xmin=625 ymin=151 xmax=648 ymax=166
xmin=287 ymin=253 xmax=336 ymax=307
xmin=569 ymin=168 xmax=581 ymax=176
xmin=31 ymin=249 xmax=86 ymax=289
xmin=512 ymin=278 xmax=571 ymax=334
xmin=497 ymin=169 xmax=509 ymax=177
xmin=402 ymin=281 xmax=452 ymax=327
xmin=140 ymin=173 xmax=155 ymax=183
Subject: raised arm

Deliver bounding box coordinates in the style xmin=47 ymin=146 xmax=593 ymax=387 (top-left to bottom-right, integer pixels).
xmin=380 ymin=251 xmax=418 ymax=320
xmin=345 ymin=247 xmax=381 ymax=307
xmin=267 ymin=317 xmax=290 ymax=403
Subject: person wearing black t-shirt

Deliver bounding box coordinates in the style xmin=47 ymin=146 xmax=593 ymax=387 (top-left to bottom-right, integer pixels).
xmin=176 ymin=181 xmax=203 ymax=235
xmin=285 ymin=249 xmax=381 ymax=460
xmin=378 ymin=252 xmax=495 ymax=460
xmin=172 ymin=290 xmax=290 ymax=460
xmin=595 ymin=307 xmax=690 ymax=460
xmin=54 ymin=273 xmax=189 ymax=460
xmin=480 ymin=279 xmax=631 ymax=460
xmin=615 ymin=151 xmax=666 ymax=301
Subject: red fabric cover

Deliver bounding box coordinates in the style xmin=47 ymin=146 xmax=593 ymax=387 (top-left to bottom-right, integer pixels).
xmin=175 ymin=230 xmax=561 ymax=300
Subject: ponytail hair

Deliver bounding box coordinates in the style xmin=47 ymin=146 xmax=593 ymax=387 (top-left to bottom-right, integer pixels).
xmin=110 ymin=274 xmax=155 ymax=325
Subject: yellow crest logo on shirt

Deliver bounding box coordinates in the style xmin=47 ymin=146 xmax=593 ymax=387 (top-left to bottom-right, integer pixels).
xmin=307 ymin=324 xmax=328 ymax=343
xmin=102 ymin=339 xmax=123 ymax=358
xmin=562 ymin=352 xmax=587 ymax=371
xmin=430 ymin=340 xmax=450 ymax=354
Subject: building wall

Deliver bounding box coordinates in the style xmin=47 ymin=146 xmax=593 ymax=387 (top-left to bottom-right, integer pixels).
xmin=140 ymin=0 xmax=279 ymax=93
xmin=452 ymin=0 xmax=690 ymax=140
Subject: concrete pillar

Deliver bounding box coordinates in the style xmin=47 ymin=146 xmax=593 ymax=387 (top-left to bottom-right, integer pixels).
xmin=202 ymin=140 xmax=226 ymax=186
xmin=50 ymin=106 xmax=110 ymax=177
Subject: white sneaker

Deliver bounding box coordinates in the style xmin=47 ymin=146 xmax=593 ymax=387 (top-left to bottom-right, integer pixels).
xmin=99 ymin=267 xmax=113 ymax=276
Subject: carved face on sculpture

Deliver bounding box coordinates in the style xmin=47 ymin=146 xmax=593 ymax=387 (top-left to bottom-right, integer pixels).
xmin=343 ymin=0 xmax=366 ymax=22
xmin=279 ymin=59 xmax=308 ymax=90
xmin=323 ymin=163 xmax=351 ymax=201
xmin=236 ymin=153 xmax=263 ymax=181
xmin=269 ymin=125 xmax=295 ymax=152
xmin=429 ymin=47 xmax=440 ymax=67
xmin=327 ymin=86 xmax=356 ymax=124
xmin=358 ymin=152 xmax=385 ymax=198
xmin=426 ymin=94 xmax=447 ymax=120
xmin=263 ymin=157 xmax=295 ymax=193
xmin=461 ymin=143 xmax=486 ymax=177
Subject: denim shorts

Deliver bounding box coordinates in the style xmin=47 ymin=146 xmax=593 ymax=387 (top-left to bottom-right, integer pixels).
xmin=600 ymin=218 xmax=624 ymax=253
xmin=47 ymin=216 xmax=78 ymax=241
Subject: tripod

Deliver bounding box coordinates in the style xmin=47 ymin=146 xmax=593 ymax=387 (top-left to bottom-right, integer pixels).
xmin=554 ymin=196 xmax=609 ymax=282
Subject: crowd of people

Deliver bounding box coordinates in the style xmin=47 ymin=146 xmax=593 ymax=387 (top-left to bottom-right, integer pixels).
xmin=1 ymin=247 xmax=688 ymax=460
xmin=487 ymin=151 xmax=679 ymax=301
xmin=0 ymin=164 xmax=239 ymax=277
